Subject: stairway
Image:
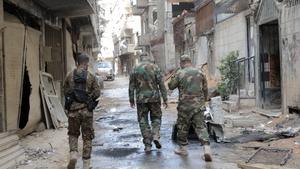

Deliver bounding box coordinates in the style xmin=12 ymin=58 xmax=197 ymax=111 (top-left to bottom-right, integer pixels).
xmin=0 ymin=132 xmax=25 ymax=169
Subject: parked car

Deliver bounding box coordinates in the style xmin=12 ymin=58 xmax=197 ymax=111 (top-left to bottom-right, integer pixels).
xmin=95 ymin=61 xmax=115 ymax=81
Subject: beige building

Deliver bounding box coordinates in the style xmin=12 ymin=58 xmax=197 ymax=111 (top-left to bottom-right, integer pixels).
xmin=0 ymin=0 xmax=103 ymax=167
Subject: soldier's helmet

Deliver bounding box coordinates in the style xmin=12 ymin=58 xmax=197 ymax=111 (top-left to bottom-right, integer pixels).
xmin=180 ymin=54 xmax=192 ymax=62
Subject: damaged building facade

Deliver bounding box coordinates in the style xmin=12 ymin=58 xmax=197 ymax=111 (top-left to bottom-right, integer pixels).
xmin=131 ymin=0 xmax=176 ymax=73
xmin=0 ymin=0 xmax=103 ymax=167
xmin=170 ymin=0 xmax=300 ymax=113
xmin=252 ymin=0 xmax=300 ymax=113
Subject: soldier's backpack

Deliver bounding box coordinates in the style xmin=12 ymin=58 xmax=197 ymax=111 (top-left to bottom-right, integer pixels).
xmin=65 ymin=69 xmax=99 ymax=112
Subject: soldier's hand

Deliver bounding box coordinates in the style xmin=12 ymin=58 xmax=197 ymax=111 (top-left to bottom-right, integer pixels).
xmin=163 ymin=102 xmax=168 ymax=109
xmin=130 ymin=102 xmax=135 ymax=109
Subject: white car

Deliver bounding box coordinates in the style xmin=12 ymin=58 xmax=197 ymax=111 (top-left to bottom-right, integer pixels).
xmin=95 ymin=62 xmax=115 ymax=81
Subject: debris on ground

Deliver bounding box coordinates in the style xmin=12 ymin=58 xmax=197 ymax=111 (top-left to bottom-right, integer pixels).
xmin=246 ymin=147 xmax=292 ymax=166
xmin=252 ymin=109 xmax=282 ymax=118
xmin=238 ymin=163 xmax=295 ymax=169
xmin=228 ymin=127 xmax=300 ymax=143
xmin=23 ymin=146 xmax=54 ymax=162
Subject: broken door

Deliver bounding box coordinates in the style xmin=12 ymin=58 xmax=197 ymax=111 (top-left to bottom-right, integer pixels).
xmin=259 ymin=20 xmax=282 ymax=109
xmin=40 ymin=72 xmax=67 ymax=128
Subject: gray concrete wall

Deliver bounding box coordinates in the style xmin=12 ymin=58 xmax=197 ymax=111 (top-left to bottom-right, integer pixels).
xmin=213 ymin=11 xmax=248 ymax=78
xmin=280 ymin=6 xmax=300 ymax=113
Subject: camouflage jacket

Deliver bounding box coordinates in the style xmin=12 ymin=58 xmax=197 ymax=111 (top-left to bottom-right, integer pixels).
xmin=168 ymin=66 xmax=208 ymax=109
xmin=129 ymin=61 xmax=168 ymax=104
xmin=63 ymin=68 xmax=100 ymax=111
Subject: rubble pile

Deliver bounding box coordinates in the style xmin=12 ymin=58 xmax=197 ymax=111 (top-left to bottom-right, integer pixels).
xmin=24 ymin=146 xmax=54 ymax=161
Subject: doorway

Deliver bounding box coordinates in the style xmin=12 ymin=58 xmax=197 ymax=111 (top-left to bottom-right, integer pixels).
xmin=259 ymin=20 xmax=282 ymax=109
xmin=19 ymin=66 xmax=31 ymax=129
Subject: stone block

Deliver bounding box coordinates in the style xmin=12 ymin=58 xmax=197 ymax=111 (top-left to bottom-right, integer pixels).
xmin=209 ymin=96 xmax=225 ymax=124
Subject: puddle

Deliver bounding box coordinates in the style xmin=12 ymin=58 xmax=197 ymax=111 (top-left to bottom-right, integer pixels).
xmin=119 ymin=134 xmax=141 ymax=140
xmin=103 ymin=88 xmax=128 ymax=99
xmin=96 ymin=148 xmax=139 ymax=157
xmin=109 ymin=119 xmax=137 ymax=125
xmin=96 ymin=116 xmax=115 ymax=122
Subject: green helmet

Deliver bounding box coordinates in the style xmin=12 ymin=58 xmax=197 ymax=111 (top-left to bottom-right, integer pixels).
xmin=180 ymin=54 xmax=192 ymax=62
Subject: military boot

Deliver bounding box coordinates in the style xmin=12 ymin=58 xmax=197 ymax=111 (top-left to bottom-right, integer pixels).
xmin=144 ymin=146 xmax=152 ymax=153
xmin=203 ymin=145 xmax=212 ymax=162
xmin=83 ymin=159 xmax=91 ymax=169
xmin=67 ymin=151 xmax=78 ymax=169
xmin=153 ymin=140 xmax=162 ymax=149
xmin=174 ymin=145 xmax=188 ymax=156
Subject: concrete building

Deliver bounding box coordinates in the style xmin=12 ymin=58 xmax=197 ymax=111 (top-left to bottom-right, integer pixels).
xmin=190 ymin=0 xmax=300 ymax=113
xmin=193 ymin=0 xmax=217 ymax=87
xmin=172 ymin=2 xmax=195 ymax=67
xmin=251 ymin=0 xmax=300 ymax=113
xmin=113 ymin=1 xmax=141 ymax=75
xmin=132 ymin=0 xmax=176 ymax=73
xmin=0 ymin=0 xmax=103 ymax=167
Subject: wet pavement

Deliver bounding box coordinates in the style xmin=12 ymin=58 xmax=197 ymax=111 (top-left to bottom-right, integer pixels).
xmin=90 ymin=77 xmax=242 ymax=169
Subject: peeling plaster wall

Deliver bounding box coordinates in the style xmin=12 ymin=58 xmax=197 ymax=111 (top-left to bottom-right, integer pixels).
xmin=280 ymin=5 xmax=300 ymax=112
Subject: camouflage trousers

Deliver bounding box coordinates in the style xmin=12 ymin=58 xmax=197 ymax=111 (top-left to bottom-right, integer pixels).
xmin=68 ymin=108 xmax=95 ymax=160
xmin=137 ymin=102 xmax=162 ymax=147
xmin=176 ymin=105 xmax=209 ymax=146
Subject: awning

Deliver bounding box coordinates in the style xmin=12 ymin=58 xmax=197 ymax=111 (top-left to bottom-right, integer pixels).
xmin=34 ymin=0 xmax=96 ymax=17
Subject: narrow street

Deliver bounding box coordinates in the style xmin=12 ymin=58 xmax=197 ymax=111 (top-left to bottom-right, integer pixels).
xmin=91 ymin=77 xmax=240 ymax=169
xmin=16 ymin=76 xmax=300 ymax=169
xmin=1 ymin=1 xmax=300 ymax=169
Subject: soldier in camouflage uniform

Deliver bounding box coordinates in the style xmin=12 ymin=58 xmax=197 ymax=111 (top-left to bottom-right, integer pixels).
xmin=64 ymin=53 xmax=100 ymax=169
xmin=129 ymin=52 xmax=168 ymax=152
xmin=168 ymin=55 xmax=212 ymax=161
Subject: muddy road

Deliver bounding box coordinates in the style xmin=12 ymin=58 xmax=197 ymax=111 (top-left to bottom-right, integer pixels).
xmin=90 ymin=77 xmax=243 ymax=169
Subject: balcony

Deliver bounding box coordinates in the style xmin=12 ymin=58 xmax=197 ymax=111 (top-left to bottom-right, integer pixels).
xmin=120 ymin=44 xmax=135 ymax=56
xmin=132 ymin=5 xmax=144 ymax=15
xmin=136 ymin=0 xmax=148 ymax=8
xmin=138 ymin=34 xmax=151 ymax=46
xmin=35 ymin=0 xmax=97 ymax=17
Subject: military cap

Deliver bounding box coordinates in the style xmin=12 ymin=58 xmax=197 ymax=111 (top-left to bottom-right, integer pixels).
xmin=180 ymin=54 xmax=192 ymax=62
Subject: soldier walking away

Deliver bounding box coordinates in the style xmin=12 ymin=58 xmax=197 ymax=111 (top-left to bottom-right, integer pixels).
xmin=64 ymin=53 xmax=100 ymax=169
xmin=129 ymin=52 xmax=168 ymax=153
xmin=168 ymin=55 xmax=212 ymax=162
